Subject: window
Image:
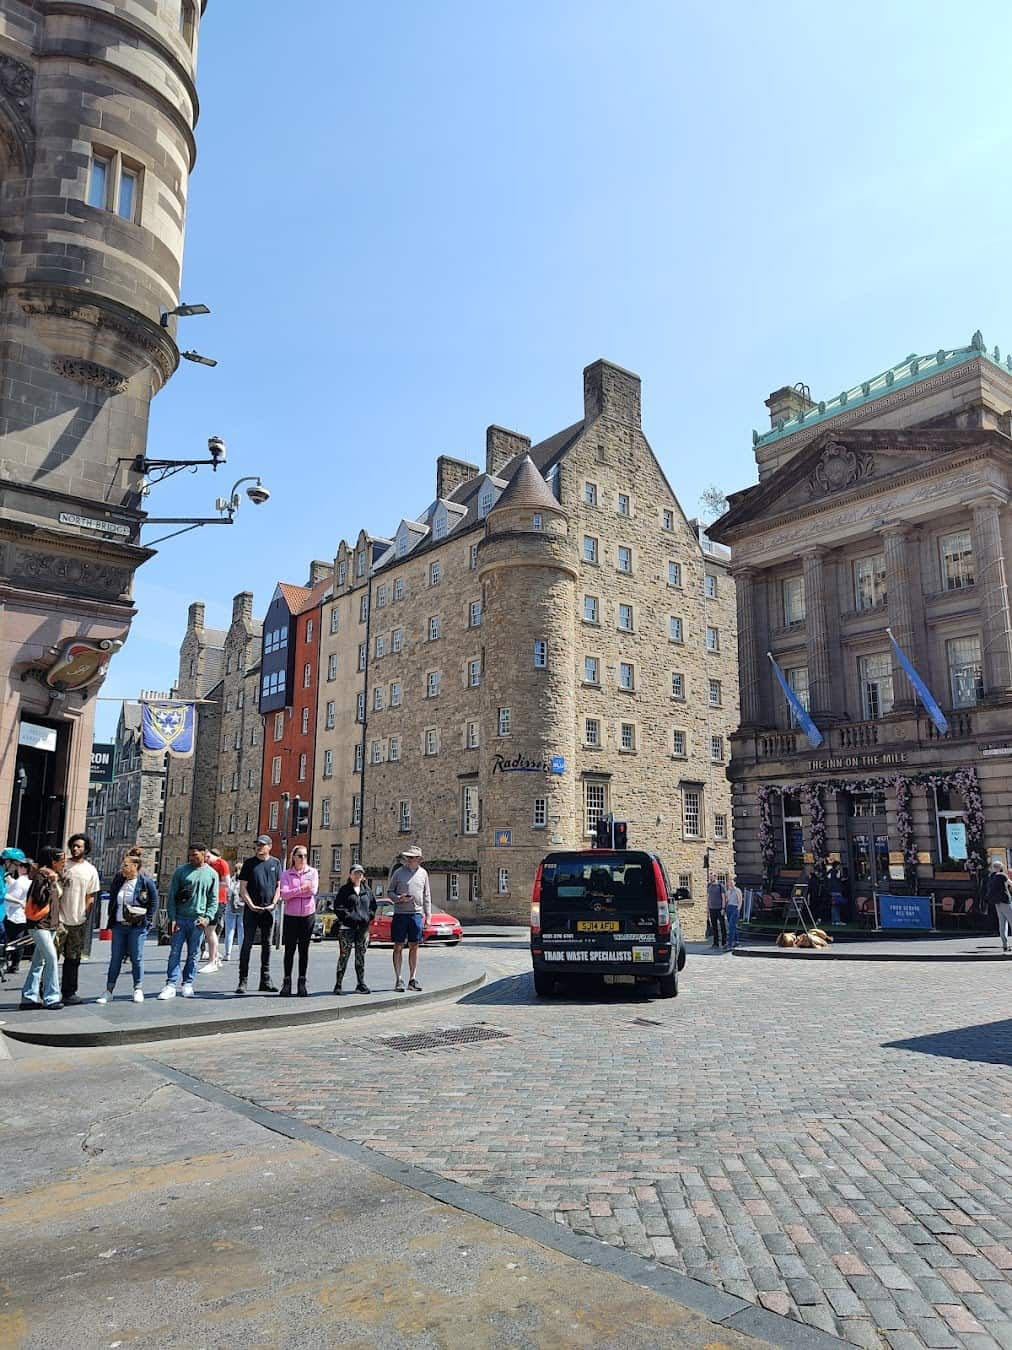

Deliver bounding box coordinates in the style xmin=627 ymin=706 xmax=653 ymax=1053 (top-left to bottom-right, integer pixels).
xmin=668 ymin=561 xmax=682 ymax=588
xmin=371 ymin=740 xmax=383 ymax=764
xmin=327 ymin=653 xmax=338 ymax=680
xmin=469 ymin=543 xmax=479 ymax=570
xmin=583 ymin=535 xmax=598 ymax=564
xmin=584 ymin=656 xmax=599 ymax=685
xmin=225 ymin=694 xmax=232 ymax=714
xmin=618 ymin=603 xmax=633 ymax=632
xmin=859 ymin=652 xmax=894 ymax=720
xmin=669 ymin=616 xmax=683 ymax=643
xmin=264 ymin=627 xmax=287 ymax=655
xmin=617 ymin=545 xmax=632 ymax=574
xmin=337 ymin=561 xmax=348 ymax=587
xmin=354 ymin=743 xmax=363 ymax=772
xmin=617 ymin=493 xmax=630 ymax=517
xmin=467 ymin=659 xmax=481 ymax=688
xmin=584 ymin=781 xmax=607 ymax=835
xmin=948 ymin=636 xmax=983 ymax=708
xmin=352 ymin=794 xmax=361 ymax=826
xmin=298 ymin=752 xmax=307 ymax=781
xmin=429 ymin=561 xmax=442 ymax=586
xmin=87 ymin=150 xmax=141 ymax=221
xmin=424 ymin=728 xmax=439 ymax=756
xmin=331 ymin=845 xmax=341 ymax=871
xmin=585 ymin=717 xmax=601 ymax=747
xmin=356 ymin=691 xmax=365 ymax=722
xmin=434 ymin=516 xmax=446 ymax=541
xmin=394 ymin=578 xmax=405 ymax=601
xmin=390 ymin=681 xmax=402 ymax=707
xmin=357 ymin=595 xmax=368 ymax=624
xmin=714 ymin=813 xmax=727 ymax=841
xmin=269 ymin=801 xmax=279 ymax=829
xmin=274 ymin=712 xmax=285 ymax=741
xmin=533 ymin=797 xmax=547 ymax=828
xmin=663 ymin=508 xmax=675 ymax=530
xmin=678 ymin=872 xmax=692 ymax=895
xmin=305 ymin=618 xmax=314 ymax=643
xmin=619 ymin=661 xmax=635 ymax=691
xmin=178 ymin=0 xmax=195 ymax=44
xmin=462 ymin=785 xmax=480 ymax=834
xmin=782 ymin=792 xmax=804 ymax=866
xmin=238 ymin=690 xmax=244 ymax=709
xmin=309 ymin=847 xmax=321 ymax=870
xmin=583 ymin=595 xmax=599 ymax=624
xmin=377 ymin=584 xmax=388 ymax=609
xmin=479 ymin=489 xmax=495 ymax=518
xmin=497 ymin=707 xmax=511 ymax=736
xmin=261 ymin=669 xmax=286 ymax=701
xmin=449 ymin=873 xmax=460 ymax=901
xmin=271 ymin=755 xmax=281 ymax=786
xmin=428 ymin=616 xmax=441 ymax=641
xmin=584 ymin=482 xmax=598 ymax=507
xmin=329 ymin=609 xmax=340 ymax=635
xmin=708 ymin=678 xmax=721 ymax=706
xmin=533 ymin=640 xmax=547 ymax=668
xmin=710 ymin=735 xmax=724 ymax=762
xmin=247 ymin=769 xmax=255 ymax=789
xmin=672 ymin=730 xmax=686 ymax=757
xmin=357 ymin=642 xmax=367 ymax=672
xmin=427 ymin=671 xmax=441 ymax=698
xmin=469 ymin=600 xmax=482 ymax=627
xmin=854 ymin=554 xmax=887 ymax=610
xmin=940 ymin=530 xmax=975 ymax=590
xmin=705 ymin=626 xmax=719 ymax=652
xmin=497 ymin=867 xmax=510 ymax=895
xmin=620 ymin=723 xmax=635 ymax=750
xmin=683 ymin=789 xmax=701 ymax=838
xmin=389 ymin=736 xmax=400 ymax=762
xmin=786 ymin=667 xmax=810 ymax=726
xmin=466 ymin=718 xmax=481 ymax=748
xmin=392 ymin=628 xmax=403 ymax=653
xmin=323 ymin=749 xmax=334 ymax=778
xmin=356 ymin=551 xmax=366 ymax=577
xmin=374 ymin=634 xmax=386 ymax=658
xmin=783 ymin=576 xmax=806 ymax=626
xmin=303 ymin=662 xmax=311 ymax=688
xmin=373 ymin=686 xmax=384 ymax=711
xmin=532 ymin=512 xmax=543 ymax=530
xmin=351 ymin=844 xmax=361 ymax=867
xmin=396 ymin=534 xmax=409 ymax=559
xmin=325 ymin=700 xmax=336 ymax=729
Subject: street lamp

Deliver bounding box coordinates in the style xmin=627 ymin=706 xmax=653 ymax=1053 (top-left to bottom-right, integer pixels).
xmin=160 ymin=302 xmax=211 ymax=326
xmin=180 ymin=349 xmax=218 ymax=368
xmin=143 ymin=473 xmax=272 ymax=545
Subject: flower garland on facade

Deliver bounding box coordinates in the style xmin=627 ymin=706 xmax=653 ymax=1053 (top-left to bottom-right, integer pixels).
xmin=755 ymin=768 xmax=985 ymax=880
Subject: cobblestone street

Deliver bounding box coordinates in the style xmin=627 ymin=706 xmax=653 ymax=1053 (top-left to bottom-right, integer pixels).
xmin=157 ymin=941 xmax=1012 ymax=1350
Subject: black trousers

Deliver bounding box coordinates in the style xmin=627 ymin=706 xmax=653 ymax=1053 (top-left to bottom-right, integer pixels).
xmin=238 ymin=908 xmax=274 ymax=982
xmin=4 ymin=919 xmax=27 ymax=971
xmin=282 ymin=913 xmax=314 ymax=981
xmin=708 ymin=908 xmax=727 ymax=947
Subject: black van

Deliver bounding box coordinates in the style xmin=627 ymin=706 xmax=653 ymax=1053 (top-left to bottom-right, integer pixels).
xmin=530 ymin=849 xmax=687 ymax=998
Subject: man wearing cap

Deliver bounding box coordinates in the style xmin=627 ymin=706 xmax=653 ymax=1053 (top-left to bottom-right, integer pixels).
xmin=236 ymin=835 xmax=281 ymax=994
xmin=387 ymin=846 xmax=431 ymax=992
xmin=332 ymin=863 xmax=377 ymax=994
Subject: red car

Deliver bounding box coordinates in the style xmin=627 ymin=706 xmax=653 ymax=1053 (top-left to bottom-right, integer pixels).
xmin=368 ymin=898 xmax=463 ymax=945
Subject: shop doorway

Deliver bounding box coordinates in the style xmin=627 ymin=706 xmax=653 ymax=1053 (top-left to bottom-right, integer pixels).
xmin=7 ymin=717 xmax=68 ymax=858
xmin=846 ymin=792 xmax=890 ymax=890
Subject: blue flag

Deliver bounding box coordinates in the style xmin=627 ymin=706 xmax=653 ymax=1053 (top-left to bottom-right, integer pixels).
xmin=141 ymin=701 xmax=195 ymax=756
xmin=767 ymin=652 xmax=824 ymax=749
xmin=887 ymin=629 xmax=949 ymax=735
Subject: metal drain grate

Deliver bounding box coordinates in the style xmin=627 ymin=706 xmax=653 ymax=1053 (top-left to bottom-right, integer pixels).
xmin=378 ymin=1025 xmax=509 ymax=1053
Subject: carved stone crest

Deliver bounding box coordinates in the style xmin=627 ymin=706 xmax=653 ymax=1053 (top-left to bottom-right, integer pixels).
xmin=808 ymin=441 xmax=874 ymax=497
xmin=51 ymin=356 xmax=128 ymax=395
xmin=0 ymin=53 xmax=35 ymax=170
xmin=8 ymin=547 xmax=132 ymax=600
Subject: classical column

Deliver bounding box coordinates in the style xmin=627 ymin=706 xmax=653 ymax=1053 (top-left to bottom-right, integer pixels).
xmin=802 ymin=549 xmax=831 ymax=716
xmin=734 ymin=567 xmax=761 ymax=725
xmin=882 ymin=523 xmax=916 ymax=707
xmin=972 ymin=496 xmax=1012 ymax=694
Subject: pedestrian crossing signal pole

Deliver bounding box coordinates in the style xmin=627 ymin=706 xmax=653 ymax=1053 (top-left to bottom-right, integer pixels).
xmin=276 ymin=792 xmax=290 ymax=949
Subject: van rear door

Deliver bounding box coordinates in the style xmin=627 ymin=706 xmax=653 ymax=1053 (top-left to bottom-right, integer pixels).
xmin=537 ymin=852 xmax=659 ymax=969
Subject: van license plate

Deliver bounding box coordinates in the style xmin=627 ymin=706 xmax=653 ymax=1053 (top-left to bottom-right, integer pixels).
xmin=577 ymin=921 xmax=619 ymax=931
xmin=604 ymin=974 xmax=636 ymax=984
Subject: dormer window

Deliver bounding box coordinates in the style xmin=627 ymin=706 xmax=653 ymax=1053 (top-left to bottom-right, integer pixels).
xmin=479 ymin=489 xmax=495 ymax=518
xmin=434 ymin=515 xmax=446 ymax=540
xmin=396 ymin=534 xmax=408 ymax=558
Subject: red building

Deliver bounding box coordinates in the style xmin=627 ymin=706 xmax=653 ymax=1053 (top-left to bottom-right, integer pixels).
xmin=258 ymin=566 xmax=332 ymax=861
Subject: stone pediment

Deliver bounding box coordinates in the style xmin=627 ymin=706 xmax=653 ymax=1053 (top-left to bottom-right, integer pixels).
xmin=713 ymin=428 xmax=1010 ymax=537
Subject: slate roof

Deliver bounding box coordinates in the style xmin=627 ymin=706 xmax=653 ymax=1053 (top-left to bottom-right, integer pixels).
xmin=489 ymin=454 xmax=564 ymax=514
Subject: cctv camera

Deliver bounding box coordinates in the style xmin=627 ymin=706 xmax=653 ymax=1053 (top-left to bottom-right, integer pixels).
xmin=208 ymin=436 xmax=226 ymax=463
xmin=246 ymin=484 xmax=270 ymax=506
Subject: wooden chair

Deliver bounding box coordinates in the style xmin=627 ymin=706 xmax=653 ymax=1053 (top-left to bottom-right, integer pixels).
xmin=856 ymin=896 xmax=875 ymax=929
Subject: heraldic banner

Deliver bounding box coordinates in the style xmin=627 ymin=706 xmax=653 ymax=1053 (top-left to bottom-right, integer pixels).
xmin=141 ymin=701 xmax=195 ymax=757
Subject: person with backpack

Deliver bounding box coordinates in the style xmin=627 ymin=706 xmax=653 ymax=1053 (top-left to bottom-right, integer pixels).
xmin=95 ymin=853 xmax=159 ymax=1004
xmin=987 ymin=858 xmax=1012 ymax=953
xmin=332 ymin=863 xmax=376 ymax=995
xmin=222 ymin=873 xmax=244 ymax=962
xmin=20 ymin=847 xmax=65 ymax=1010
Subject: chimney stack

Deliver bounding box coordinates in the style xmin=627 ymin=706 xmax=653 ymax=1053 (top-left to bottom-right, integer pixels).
xmin=187 ymin=601 xmax=205 ymax=630
xmin=231 ymin=590 xmax=254 ymax=624
xmin=307 ymin=560 xmax=332 ymax=587
xmin=765 ymin=385 xmax=815 ymax=428
xmin=436 ymin=454 xmax=480 ymax=501
xmin=486 ymin=426 xmax=531 ymax=477
xmin=583 ymin=359 xmax=641 ymax=428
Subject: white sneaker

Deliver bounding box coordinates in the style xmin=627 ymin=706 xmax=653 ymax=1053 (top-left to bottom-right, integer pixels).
xmin=181 ymin=983 xmax=195 ymax=998
xmin=95 ymin=992 xmax=110 ymax=1005
xmin=157 ymin=985 xmax=176 ymax=1000
xmin=198 ymin=961 xmax=218 ymax=974
xmin=133 ymin=988 xmax=144 ymax=1003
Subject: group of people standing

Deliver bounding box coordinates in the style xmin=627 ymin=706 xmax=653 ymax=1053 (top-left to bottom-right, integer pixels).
xmin=706 ymin=873 xmax=744 ymax=950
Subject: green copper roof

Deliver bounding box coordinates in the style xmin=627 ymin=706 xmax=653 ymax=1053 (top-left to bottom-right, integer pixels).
xmin=755 ymin=331 xmax=1012 ymax=448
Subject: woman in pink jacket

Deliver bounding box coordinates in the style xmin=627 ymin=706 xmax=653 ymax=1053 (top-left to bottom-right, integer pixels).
xmin=278 ymin=847 xmax=319 ymax=997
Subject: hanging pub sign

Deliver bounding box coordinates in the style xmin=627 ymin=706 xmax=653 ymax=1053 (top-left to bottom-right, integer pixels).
xmin=20 ymin=635 xmax=124 ymax=694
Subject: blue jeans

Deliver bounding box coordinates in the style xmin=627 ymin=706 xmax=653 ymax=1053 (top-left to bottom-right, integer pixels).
xmin=106 ymin=922 xmax=147 ymax=991
xmin=23 ymin=929 xmax=61 ymax=1005
xmin=166 ymin=916 xmax=204 ymax=986
xmin=223 ymin=906 xmax=244 ymax=956
xmin=726 ymin=905 xmax=740 ymax=948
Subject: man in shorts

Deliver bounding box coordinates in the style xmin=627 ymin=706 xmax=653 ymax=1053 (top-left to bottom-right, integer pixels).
xmin=387 ymin=846 xmax=430 ymax=992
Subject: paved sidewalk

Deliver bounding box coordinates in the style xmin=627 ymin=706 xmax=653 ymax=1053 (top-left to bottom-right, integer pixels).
xmin=735 ymin=935 xmax=1011 ymax=961
xmin=0 ymin=937 xmax=483 ymax=1047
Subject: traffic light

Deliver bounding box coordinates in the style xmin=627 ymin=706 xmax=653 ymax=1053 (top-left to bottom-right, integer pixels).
xmin=293 ymin=796 xmax=310 ymax=835
xmin=612 ymin=821 xmax=628 ymax=850
xmin=594 ymin=818 xmax=611 ymax=848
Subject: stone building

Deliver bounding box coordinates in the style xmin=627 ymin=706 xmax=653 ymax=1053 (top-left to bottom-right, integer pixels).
xmin=1 ymin=1 xmax=208 ymax=855
xmin=305 ymin=360 xmax=738 ymax=928
xmin=709 ymin=333 xmax=1012 ymax=924
xmin=86 ymin=698 xmax=167 ymax=885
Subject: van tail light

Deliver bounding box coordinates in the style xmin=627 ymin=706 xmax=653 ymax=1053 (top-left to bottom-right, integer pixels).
xmin=652 ymin=860 xmax=672 ymax=940
xmin=530 ymin=864 xmax=543 ymax=936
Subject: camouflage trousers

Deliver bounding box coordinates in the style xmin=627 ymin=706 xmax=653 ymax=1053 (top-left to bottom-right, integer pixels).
xmin=335 ymin=924 xmax=369 ymax=987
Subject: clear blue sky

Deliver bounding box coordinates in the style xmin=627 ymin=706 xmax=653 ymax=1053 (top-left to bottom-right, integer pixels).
xmin=97 ymin=0 xmax=1012 ymax=735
